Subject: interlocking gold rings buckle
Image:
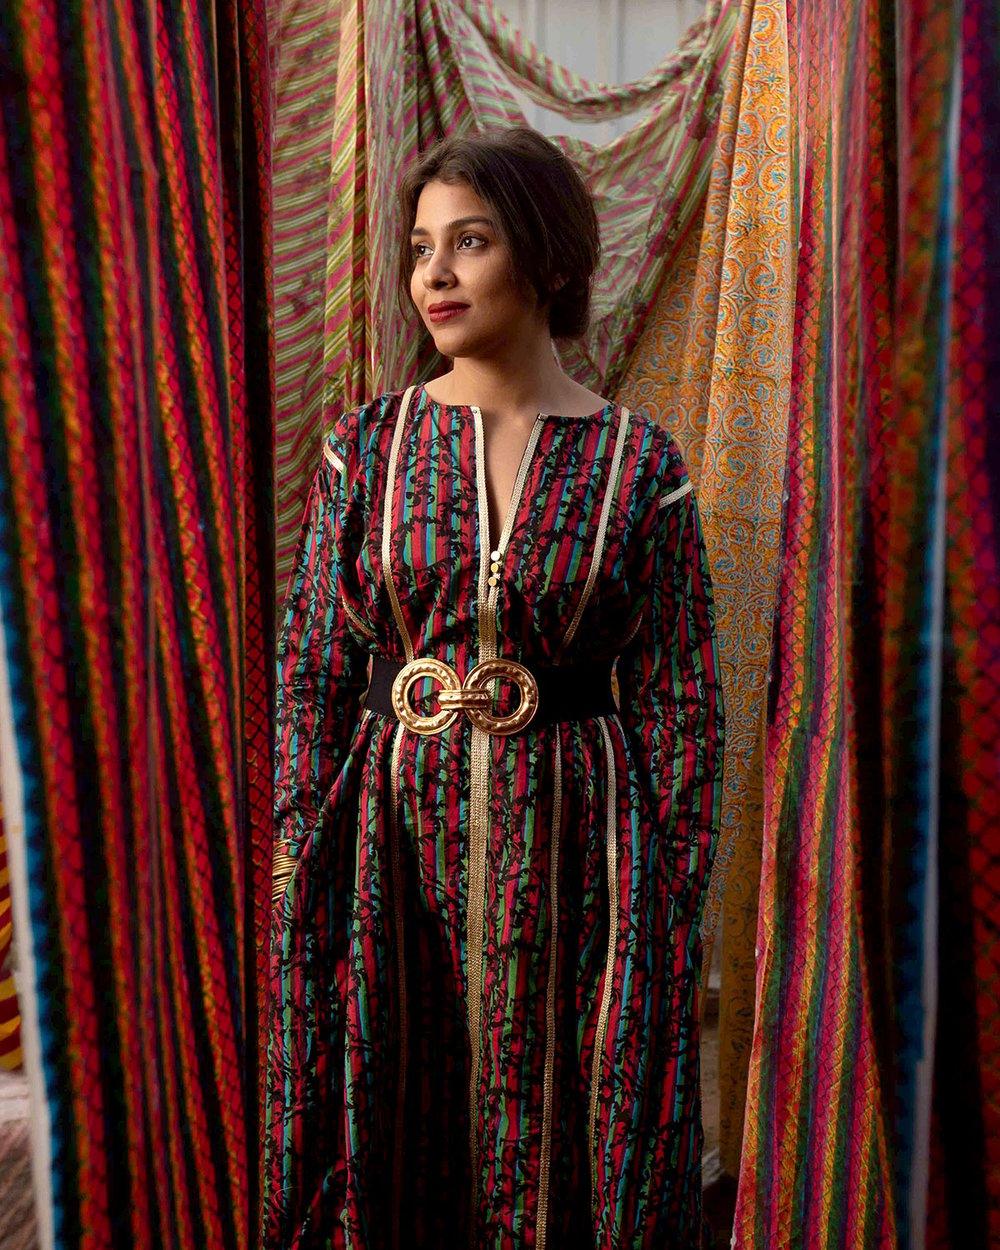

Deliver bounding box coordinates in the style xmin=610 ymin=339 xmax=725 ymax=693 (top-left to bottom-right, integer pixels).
xmin=391 ymin=657 xmax=538 ymax=737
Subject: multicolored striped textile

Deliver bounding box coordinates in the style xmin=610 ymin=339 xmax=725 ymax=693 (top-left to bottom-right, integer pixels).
xmin=0 ymin=0 xmax=991 ymax=1244
xmin=0 ymin=2 xmax=274 ymax=1248
xmin=900 ymin=0 xmax=1000 ymax=1242
xmin=265 ymin=387 xmax=724 ymax=1245
xmin=0 ymin=805 xmax=22 ymax=1071
xmin=733 ymin=0 xmax=899 ymax=1239
xmin=735 ymin=0 xmax=1000 ymax=1245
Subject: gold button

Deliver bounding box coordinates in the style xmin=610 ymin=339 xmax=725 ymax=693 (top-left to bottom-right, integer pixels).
xmin=488 ymin=576 xmax=499 ymax=587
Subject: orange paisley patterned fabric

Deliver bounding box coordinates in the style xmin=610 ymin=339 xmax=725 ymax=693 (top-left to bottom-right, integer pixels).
xmin=619 ymin=0 xmax=794 ymax=1172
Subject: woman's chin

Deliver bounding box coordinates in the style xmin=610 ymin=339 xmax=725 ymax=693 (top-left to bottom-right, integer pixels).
xmin=427 ymin=329 xmax=475 ymax=359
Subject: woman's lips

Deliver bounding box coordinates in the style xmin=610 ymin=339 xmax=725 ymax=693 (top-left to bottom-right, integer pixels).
xmin=428 ymin=303 xmax=469 ymax=324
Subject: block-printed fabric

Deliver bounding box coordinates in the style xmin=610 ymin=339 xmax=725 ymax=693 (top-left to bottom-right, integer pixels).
xmin=265 ymin=387 xmax=724 ymax=1247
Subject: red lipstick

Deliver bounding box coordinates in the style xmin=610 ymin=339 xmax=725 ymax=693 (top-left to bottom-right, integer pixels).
xmin=428 ymin=301 xmax=469 ymax=324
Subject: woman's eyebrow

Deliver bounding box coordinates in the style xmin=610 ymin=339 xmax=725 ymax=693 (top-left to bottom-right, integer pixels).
xmin=410 ymin=216 xmax=495 ymax=237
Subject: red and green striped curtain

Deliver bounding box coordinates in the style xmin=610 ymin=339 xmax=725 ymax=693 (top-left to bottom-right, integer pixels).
xmin=738 ymin=0 xmax=1000 ymax=1244
xmin=0 ymin=2 xmax=274 ymax=1247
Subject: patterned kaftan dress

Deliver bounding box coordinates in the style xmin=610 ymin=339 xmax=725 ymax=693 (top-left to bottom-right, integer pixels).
xmin=266 ymin=384 xmax=724 ymax=1249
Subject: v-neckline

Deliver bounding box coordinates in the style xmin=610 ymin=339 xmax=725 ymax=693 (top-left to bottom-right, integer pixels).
xmin=469 ymin=404 xmax=544 ymax=563
xmin=418 ymin=384 xmax=543 ymax=554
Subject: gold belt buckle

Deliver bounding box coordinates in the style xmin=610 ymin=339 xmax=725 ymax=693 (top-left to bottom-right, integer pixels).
xmin=391 ymin=657 xmax=538 ymax=737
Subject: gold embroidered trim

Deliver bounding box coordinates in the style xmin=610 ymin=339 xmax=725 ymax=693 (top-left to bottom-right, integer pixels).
xmin=556 ymin=406 xmax=631 ymax=661
xmin=383 ymin=385 xmax=416 ymax=662
xmin=467 ymin=723 xmax=490 ymax=1236
xmin=475 ymin=410 xmax=545 ymax=648
xmin=341 ymin=595 xmax=376 ymax=641
xmin=657 ymin=479 xmax=692 ymax=508
xmin=467 ymin=404 xmax=491 ymax=1240
xmin=271 ymin=847 xmax=297 ymax=906
xmin=589 ymin=716 xmax=619 ymax=1189
xmin=471 ymin=407 xmax=496 ymax=664
xmin=389 ymin=724 xmax=407 ymax=1250
xmin=467 ymin=406 xmax=545 ymax=1241
xmin=498 ymin=418 xmax=543 ymax=554
xmin=535 ymin=737 xmax=563 ymax=1250
xmin=323 ymin=444 xmax=346 ymax=475
xmin=382 ymin=385 xmax=416 ymax=1244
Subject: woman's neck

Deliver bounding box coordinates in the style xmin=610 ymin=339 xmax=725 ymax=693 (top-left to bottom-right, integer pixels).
xmin=428 ymin=340 xmax=605 ymax=420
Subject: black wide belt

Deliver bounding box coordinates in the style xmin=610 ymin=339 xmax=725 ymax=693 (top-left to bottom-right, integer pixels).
xmin=366 ymin=654 xmax=617 ymax=736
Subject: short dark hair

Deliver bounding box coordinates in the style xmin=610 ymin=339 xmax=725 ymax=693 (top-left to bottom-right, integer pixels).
xmin=396 ymin=126 xmax=600 ymax=340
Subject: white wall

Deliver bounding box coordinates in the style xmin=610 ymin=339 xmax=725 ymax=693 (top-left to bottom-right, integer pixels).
xmin=489 ymin=0 xmax=707 ymax=143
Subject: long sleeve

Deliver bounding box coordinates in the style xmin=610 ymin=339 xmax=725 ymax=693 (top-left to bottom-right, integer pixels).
xmin=272 ymin=424 xmax=370 ymax=896
xmin=615 ymin=471 xmax=725 ymax=935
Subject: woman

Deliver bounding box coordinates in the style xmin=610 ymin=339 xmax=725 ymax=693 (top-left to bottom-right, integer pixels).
xmin=266 ymin=127 xmax=724 ymax=1249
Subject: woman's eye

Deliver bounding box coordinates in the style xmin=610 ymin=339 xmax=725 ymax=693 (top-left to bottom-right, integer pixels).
xmin=458 ymin=234 xmax=485 ymax=249
xmin=411 ymin=243 xmax=431 ymax=260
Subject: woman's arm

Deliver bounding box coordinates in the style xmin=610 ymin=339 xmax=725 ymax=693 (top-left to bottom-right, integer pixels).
xmin=273 ymin=419 xmax=370 ymax=898
xmin=615 ymin=465 xmax=725 ymax=935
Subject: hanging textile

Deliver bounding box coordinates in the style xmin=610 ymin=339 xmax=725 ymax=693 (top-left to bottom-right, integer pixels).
xmin=732 ymin=0 xmax=900 ymax=1239
xmin=269 ymin=0 xmax=345 ymax=604
xmin=0 ymin=803 xmax=22 ymax=1071
xmin=0 ymin=3 xmax=274 ymax=1248
xmin=905 ymin=0 xmax=1000 ymax=1241
xmin=735 ymin=0 xmax=1000 ymax=1243
xmin=270 ymin=0 xmax=999 ymax=1243
xmin=618 ymin=0 xmax=793 ymax=1175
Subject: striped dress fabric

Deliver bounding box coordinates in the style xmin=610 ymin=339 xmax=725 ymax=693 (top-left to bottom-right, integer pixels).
xmin=265 ymin=386 xmax=724 ymax=1247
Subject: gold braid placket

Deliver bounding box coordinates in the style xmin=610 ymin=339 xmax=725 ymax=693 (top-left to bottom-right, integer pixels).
xmin=389 ymin=725 xmax=407 ymax=1250
xmin=383 ymin=386 xmax=416 ymax=663
xmin=589 ymin=716 xmax=620 ymax=1193
xmin=466 ymin=406 xmax=493 ymax=1238
xmin=468 ymin=403 xmax=630 ymax=1232
xmin=466 ymin=409 xmax=543 ymax=1240
xmin=452 ymin=402 xmax=630 ymax=1237
xmin=382 ymin=387 xmax=416 ymax=1250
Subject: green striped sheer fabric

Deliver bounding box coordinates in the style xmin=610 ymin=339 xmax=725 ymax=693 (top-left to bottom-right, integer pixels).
xmin=271 ymin=0 xmax=740 ymax=587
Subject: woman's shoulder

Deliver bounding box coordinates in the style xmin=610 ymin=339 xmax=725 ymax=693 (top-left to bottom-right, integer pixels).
xmin=620 ymin=404 xmax=690 ymax=498
xmin=322 ymin=388 xmax=412 ymax=469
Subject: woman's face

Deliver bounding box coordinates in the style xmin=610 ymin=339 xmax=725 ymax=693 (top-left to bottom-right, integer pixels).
xmin=408 ymin=178 xmax=547 ymax=360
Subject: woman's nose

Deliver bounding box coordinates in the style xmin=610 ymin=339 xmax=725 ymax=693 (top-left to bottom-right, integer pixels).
xmin=423 ymin=248 xmax=454 ymax=289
